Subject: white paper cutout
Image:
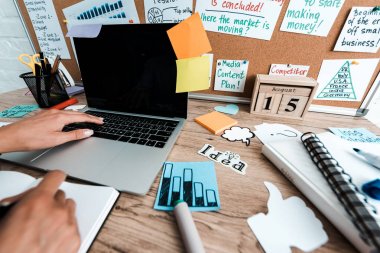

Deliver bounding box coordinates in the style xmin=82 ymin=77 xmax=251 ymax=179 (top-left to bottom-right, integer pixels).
xmin=254 ymin=123 xmax=302 ymax=145
xmin=144 ymin=0 xmax=192 ymax=23
xmin=280 ymin=0 xmax=345 ymax=37
xmin=24 ymin=0 xmax=70 ymax=59
xmin=247 ymin=182 xmax=328 ymax=253
xmin=66 ymin=24 xmax=102 ymax=38
xmin=214 ymin=60 xmax=249 ymax=93
xmin=64 ymin=105 xmax=86 ymax=111
xmin=222 ymin=126 xmax=255 ymax=146
xmin=195 ymin=0 xmax=283 ymax=40
xmin=198 ymin=144 xmax=247 ymax=175
xmin=315 ymin=59 xmax=380 ymax=101
xmin=334 ymin=7 xmax=380 ymax=53
xmin=269 ymin=64 xmax=309 ymax=77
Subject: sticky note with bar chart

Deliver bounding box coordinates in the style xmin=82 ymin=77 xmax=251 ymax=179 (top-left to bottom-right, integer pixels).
xmin=154 ymin=161 xmax=220 ymax=211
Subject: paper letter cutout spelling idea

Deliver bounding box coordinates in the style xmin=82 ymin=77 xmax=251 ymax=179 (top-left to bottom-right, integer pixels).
xmin=247 ymin=182 xmax=328 ymax=253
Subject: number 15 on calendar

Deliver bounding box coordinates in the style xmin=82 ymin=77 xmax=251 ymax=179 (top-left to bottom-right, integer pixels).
xmin=250 ymin=75 xmax=318 ymax=119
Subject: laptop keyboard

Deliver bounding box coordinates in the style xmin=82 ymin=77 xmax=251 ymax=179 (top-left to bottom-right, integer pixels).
xmin=62 ymin=110 xmax=179 ymax=148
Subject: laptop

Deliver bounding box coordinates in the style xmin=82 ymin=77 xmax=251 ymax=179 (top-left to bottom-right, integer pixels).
xmin=1 ymin=24 xmax=187 ymax=195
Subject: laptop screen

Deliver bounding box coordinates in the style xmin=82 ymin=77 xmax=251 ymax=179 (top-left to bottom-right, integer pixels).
xmin=74 ymin=24 xmax=187 ymax=119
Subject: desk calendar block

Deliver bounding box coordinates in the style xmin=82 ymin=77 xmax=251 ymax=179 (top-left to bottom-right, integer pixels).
xmin=250 ymin=75 xmax=318 ymax=119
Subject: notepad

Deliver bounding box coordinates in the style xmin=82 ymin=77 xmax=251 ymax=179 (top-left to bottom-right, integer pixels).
xmin=195 ymin=111 xmax=237 ymax=135
xmin=262 ymin=132 xmax=380 ymax=253
xmin=0 ymin=171 xmax=119 ymax=253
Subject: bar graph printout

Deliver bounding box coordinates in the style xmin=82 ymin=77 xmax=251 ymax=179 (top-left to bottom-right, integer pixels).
xmin=63 ymin=0 xmax=139 ymax=23
xmin=154 ymin=162 xmax=221 ymax=211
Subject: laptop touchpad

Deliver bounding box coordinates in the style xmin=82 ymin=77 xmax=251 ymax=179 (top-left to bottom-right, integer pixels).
xmin=32 ymin=137 xmax=124 ymax=182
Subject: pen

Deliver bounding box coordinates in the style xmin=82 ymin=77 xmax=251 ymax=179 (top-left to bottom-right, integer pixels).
xmin=0 ymin=201 xmax=17 ymax=219
xmin=353 ymin=148 xmax=380 ymax=169
xmin=49 ymin=98 xmax=78 ymax=110
xmin=173 ymin=200 xmax=205 ymax=253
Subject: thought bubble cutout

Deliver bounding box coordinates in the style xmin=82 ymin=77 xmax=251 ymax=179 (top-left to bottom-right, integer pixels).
xmin=222 ymin=126 xmax=255 ymax=146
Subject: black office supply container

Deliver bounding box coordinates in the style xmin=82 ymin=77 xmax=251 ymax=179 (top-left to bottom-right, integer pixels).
xmin=20 ymin=72 xmax=69 ymax=108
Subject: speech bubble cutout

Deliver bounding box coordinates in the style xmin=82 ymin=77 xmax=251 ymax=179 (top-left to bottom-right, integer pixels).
xmin=222 ymin=126 xmax=255 ymax=146
xmin=247 ymin=182 xmax=328 ymax=253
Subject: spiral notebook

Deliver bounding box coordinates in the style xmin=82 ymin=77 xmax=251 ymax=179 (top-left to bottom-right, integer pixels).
xmin=262 ymin=132 xmax=380 ymax=253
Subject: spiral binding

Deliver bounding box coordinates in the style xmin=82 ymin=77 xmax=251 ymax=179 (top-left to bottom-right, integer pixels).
xmin=301 ymin=132 xmax=380 ymax=251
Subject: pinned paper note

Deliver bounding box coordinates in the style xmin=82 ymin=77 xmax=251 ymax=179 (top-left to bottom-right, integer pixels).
xmin=329 ymin=127 xmax=380 ymax=143
xmin=0 ymin=105 xmax=39 ymax=118
xmin=280 ymin=0 xmax=345 ymax=37
xmin=198 ymin=144 xmax=247 ymax=175
xmin=334 ymin=7 xmax=380 ymax=53
xmin=214 ymin=60 xmax=249 ymax=93
xmin=167 ymin=13 xmax=212 ymax=59
xmin=315 ymin=59 xmax=379 ymax=101
xmin=176 ymin=56 xmax=210 ymax=93
xmin=195 ymin=0 xmax=284 ymax=40
xmin=63 ymin=0 xmax=140 ymax=23
xmin=222 ymin=126 xmax=255 ymax=146
xmin=269 ymin=64 xmax=309 ymax=77
xmin=66 ymin=24 xmax=102 ymax=38
xmin=204 ymin=53 xmax=214 ymax=85
xmin=154 ymin=161 xmax=220 ymax=211
xmin=144 ymin=0 xmax=192 ymax=23
xmin=254 ymin=123 xmax=301 ymax=145
xmin=247 ymin=182 xmax=328 ymax=253
xmin=214 ymin=104 xmax=239 ymax=115
xmin=25 ymin=0 xmax=70 ymax=59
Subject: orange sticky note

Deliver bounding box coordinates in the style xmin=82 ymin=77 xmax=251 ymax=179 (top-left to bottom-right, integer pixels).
xmin=167 ymin=13 xmax=212 ymax=59
xmin=195 ymin=111 xmax=237 ymax=135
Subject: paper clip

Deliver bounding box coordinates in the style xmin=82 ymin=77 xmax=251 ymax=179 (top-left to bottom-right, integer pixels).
xmin=351 ymin=61 xmax=359 ymax=65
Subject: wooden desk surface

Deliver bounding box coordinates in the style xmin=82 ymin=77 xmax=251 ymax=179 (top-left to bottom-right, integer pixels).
xmin=1 ymin=88 xmax=379 ymax=253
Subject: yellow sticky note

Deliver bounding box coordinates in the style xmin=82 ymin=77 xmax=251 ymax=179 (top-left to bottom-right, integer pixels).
xmin=167 ymin=13 xmax=212 ymax=59
xmin=176 ymin=56 xmax=210 ymax=93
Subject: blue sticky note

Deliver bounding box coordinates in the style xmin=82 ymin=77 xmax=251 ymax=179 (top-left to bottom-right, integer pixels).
xmin=154 ymin=161 xmax=221 ymax=212
xmin=329 ymin=127 xmax=380 ymax=143
xmin=0 ymin=105 xmax=39 ymax=118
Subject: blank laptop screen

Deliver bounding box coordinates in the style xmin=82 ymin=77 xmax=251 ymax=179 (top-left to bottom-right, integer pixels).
xmin=74 ymin=24 xmax=187 ymax=119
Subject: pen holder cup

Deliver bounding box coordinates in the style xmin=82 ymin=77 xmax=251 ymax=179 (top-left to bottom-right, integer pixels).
xmin=20 ymin=72 xmax=70 ymax=108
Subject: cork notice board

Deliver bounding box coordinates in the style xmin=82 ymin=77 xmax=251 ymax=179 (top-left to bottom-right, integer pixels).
xmin=15 ymin=0 xmax=380 ymax=110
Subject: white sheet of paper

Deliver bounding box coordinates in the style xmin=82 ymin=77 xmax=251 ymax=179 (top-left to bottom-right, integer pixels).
xmin=334 ymin=7 xmax=380 ymax=53
xmin=280 ymin=0 xmax=345 ymax=37
xmin=0 ymin=122 xmax=11 ymax=127
xmin=214 ymin=59 xmax=249 ymax=92
xmin=195 ymin=0 xmax=283 ymax=40
xmin=23 ymin=0 xmax=70 ymax=59
xmin=63 ymin=0 xmax=139 ymax=23
xmin=204 ymin=53 xmax=214 ymax=86
xmin=315 ymin=58 xmax=380 ymax=101
xmin=254 ymin=123 xmax=301 ymax=145
xmin=247 ymin=182 xmax=328 ymax=253
xmin=144 ymin=0 xmax=192 ymax=23
xmin=66 ymin=24 xmax=102 ymax=38
xmin=269 ymin=64 xmax=309 ymax=77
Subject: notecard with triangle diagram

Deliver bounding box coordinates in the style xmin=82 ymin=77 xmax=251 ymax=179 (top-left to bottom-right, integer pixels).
xmin=314 ymin=59 xmax=379 ymax=101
